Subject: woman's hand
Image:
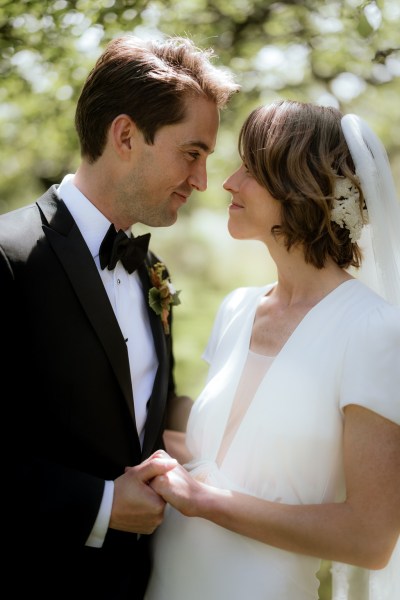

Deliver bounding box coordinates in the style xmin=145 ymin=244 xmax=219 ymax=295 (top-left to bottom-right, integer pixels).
xmin=148 ymin=463 xmax=206 ymax=517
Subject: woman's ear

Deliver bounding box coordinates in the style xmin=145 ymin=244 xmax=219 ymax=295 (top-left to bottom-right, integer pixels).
xmin=109 ymin=114 xmax=137 ymax=159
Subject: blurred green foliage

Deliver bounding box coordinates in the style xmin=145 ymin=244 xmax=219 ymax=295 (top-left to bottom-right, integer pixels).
xmin=1 ymin=0 xmax=399 ymax=214
xmin=1 ymin=2 xmax=399 ymax=597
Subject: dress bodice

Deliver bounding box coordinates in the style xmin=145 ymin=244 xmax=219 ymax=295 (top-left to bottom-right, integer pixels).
xmin=146 ymin=280 xmax=400 ymax=600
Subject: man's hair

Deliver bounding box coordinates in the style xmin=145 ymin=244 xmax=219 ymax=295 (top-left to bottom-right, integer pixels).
xmin=75 ymin=35 xmax=239 ymax=162
xmin=239 ymin=100 xmax=364 ymax=269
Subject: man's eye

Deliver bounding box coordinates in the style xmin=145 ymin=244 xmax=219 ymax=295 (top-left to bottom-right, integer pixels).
xmin=188 ymin=151 xmax=200 ymax=160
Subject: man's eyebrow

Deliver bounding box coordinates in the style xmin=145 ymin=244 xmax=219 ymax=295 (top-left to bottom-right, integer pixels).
xmin=181 ymin=140 xmax=214 ymax=154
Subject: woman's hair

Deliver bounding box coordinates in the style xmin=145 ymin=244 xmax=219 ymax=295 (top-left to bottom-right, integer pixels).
xmin=239 ymin=100 xmax=364 ymax=269
xmin=75 ymin=35 xmax=239 ymax=162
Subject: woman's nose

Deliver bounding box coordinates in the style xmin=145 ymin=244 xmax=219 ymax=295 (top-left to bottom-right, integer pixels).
xmin=223 ymin=171 xmax=237 ymax=192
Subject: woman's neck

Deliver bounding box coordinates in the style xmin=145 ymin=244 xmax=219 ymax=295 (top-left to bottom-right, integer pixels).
xmin=271 ymin=252 xmax=353 ymax=308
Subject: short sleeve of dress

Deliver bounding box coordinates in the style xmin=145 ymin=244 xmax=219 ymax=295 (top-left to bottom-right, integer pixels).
xmin=340 ymin=303 xmax=400 ymax=424
xmin=201 ymin=285 xmax=275 ymax=366
xmin=202 ymin=287 xmax=251 ymax=365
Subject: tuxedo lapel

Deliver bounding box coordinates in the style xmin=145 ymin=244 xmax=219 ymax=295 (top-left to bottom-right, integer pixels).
xmin=37 ymin=189 xmax=140 ymax=448
xmin=137 ymin=259 xmax=168 ymax=364
xmin=138 ymin=260 xmax=170 ymax=458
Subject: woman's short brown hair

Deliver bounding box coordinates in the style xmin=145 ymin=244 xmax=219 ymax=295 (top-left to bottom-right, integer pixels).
xmin=239 ymin=100 xmax=364 ymax=269
xmin=75 ymin=35 xmax=239 ymax=163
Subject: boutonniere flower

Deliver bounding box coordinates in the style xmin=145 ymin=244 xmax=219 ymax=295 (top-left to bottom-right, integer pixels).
xmin=148 ymin=262 xmax=181 ymax=334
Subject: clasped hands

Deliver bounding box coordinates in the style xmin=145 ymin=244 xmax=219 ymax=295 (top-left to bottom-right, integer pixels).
xmin=110 ymin=450 xmax=201 ymax=536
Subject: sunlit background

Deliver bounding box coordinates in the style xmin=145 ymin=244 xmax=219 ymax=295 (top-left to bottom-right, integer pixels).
xmin=1 ymin=1 xmax=399 ymax=596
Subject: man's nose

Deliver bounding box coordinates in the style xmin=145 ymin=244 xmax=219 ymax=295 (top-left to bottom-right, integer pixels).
xmin=188 ymin=163 xmax=207 ymax=192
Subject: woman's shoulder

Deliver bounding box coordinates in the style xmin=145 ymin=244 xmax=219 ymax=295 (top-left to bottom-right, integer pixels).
xmin=345 ymin=280 xmax=400 ymax=344
xmin=349 ymin=280 xmax=400 ymax=321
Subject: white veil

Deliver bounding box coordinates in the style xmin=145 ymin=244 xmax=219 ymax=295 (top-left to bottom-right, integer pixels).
xmin=341 ymin=114 xmax=400 ymax=307
xmin=331 ymin=114 xmax=400 ymax=599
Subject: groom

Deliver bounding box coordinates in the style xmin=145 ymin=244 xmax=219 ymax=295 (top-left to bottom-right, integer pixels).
xmin=2 ymin=35 xmax=239 ymax=599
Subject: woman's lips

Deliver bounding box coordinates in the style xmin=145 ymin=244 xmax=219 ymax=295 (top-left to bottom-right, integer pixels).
xmin=229 ymin=201 xmax=243 ymax=210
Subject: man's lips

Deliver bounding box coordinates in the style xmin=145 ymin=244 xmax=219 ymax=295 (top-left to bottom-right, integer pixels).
xmin=173 ymin=192 xmax=189 ymax=203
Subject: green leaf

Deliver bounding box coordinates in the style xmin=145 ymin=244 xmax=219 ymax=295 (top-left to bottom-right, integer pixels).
xmin=148 ymin=288 xmax=162 ymax=315
xmin=172 ymin=290 xmax=182 ymax=306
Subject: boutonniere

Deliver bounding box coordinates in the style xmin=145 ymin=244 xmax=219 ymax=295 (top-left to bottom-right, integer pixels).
xmin=148 ymin=262 xmax=181 ymax=334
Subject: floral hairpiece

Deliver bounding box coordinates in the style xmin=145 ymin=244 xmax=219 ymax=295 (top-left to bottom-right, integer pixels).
xmin=330 ymin=175 xmax=368 ymax=242
xmin=148 ymin=262 xmax=181 ymax=335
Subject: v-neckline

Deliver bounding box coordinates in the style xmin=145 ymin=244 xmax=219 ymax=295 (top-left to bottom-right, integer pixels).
xmin=215 ymin=279 xmax=358 ymax=468
xmin=251 ymin=279 xmax=356 ymax=360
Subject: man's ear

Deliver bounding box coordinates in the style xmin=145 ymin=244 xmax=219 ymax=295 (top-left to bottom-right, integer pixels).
xmin=109 ymin=114 xmax=138 ymax=159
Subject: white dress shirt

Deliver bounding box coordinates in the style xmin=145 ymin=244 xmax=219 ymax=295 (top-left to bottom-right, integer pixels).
xmin=57 ymin=174 xmax=158 ymax=546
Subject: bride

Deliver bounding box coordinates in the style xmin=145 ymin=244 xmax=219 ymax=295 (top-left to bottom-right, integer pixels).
xmin=144 ymin=101 xmax=400 ymax=600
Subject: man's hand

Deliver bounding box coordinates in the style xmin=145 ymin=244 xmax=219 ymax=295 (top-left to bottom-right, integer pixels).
xmin=110 ymin=450 xmax=177 ymax=534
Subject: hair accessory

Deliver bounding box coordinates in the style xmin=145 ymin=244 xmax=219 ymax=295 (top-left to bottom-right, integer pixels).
xmin=331 ymin=175 xmax=368 ymax=242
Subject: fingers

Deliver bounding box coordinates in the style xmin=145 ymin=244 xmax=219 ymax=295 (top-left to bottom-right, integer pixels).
xmin=148 ymin=474 xmax=168 ymax=495
xmin=149 ymin=465 xmax=185 ymax=495
xmin=147 ymin=467 xmax=200 ymax=517
xmin=141 ymin=449 xmax=174 ymax=465
xmin=133 ymin=451 xmax=178 ymax=483
xmin=148 ymin=449 xmax=171 ymax=460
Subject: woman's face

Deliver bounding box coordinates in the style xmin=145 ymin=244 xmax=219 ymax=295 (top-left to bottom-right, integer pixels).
xmin=223 ymin=163 xmax=281 ymax=243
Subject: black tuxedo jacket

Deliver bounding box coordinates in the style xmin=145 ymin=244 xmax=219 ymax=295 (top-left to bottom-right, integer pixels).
xmin=1 ymin=187 xmax=177 ymax=598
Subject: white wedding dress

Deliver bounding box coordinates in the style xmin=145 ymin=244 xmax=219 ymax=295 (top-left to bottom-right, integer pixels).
xmin=145 ymin=280 xmax=400 ymax=600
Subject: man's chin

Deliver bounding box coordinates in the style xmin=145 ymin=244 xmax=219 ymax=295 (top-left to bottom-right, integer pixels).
xmin=147 ymin=213 xmax=178 ymax=228
xmin=165 ymin=213 xmax=178 ymax=227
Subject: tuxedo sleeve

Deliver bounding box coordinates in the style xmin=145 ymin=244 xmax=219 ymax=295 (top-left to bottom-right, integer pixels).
xmin=1 ymin=244 xmax=105 ymax=548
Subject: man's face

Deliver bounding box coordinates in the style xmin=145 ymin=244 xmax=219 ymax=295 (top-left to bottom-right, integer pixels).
xmin=117 ymin=96 xmax=220 ymax=227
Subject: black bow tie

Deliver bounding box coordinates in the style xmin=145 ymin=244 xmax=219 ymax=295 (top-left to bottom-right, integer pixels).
xmin=99 ymin=224 xmax=151 ymax=274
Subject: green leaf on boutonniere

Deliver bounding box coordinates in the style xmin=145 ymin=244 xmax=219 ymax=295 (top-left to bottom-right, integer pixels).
xmin=148 ymin=262 xmax=181 ymax=334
